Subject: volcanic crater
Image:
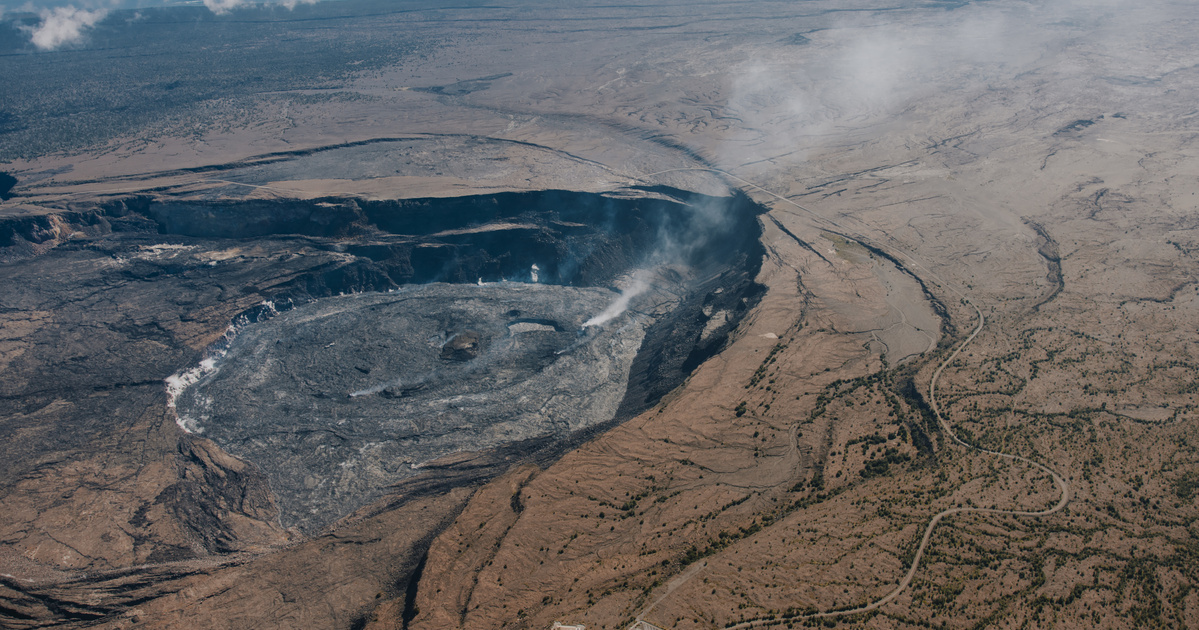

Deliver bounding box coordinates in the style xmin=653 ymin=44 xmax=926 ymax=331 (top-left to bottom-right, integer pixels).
xmin=152 ymin=186 xmax=767 ymax=531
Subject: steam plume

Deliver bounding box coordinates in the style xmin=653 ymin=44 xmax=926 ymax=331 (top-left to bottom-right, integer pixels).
xmin=583 ymin=275 xmax=649 ymax=329
xmin=27 ymin=6 xmax=107 ymax=50
xmin=349 ymin=378 xmax=406 ymax=398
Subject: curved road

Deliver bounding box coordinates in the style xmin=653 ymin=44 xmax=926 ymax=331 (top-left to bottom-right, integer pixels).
xmin=631 ymin=169 xmax=1071 ymax=630
xmin=723 ymin=303 xmax=1069 ymax=629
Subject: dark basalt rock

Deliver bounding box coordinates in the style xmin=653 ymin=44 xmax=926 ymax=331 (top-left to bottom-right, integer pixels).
xmin=1055 ymin=118 xmax=1097 ymax=135
xmin=0 ymin=171 xmax=16 ymax=200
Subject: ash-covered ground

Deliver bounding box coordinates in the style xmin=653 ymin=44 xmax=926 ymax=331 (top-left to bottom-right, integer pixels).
xmin=176 ymin=283 xmax=649 ymax=532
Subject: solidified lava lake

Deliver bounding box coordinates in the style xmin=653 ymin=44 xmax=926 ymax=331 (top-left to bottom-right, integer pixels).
xmin=174 ymin=283 xmax=646 ymax=530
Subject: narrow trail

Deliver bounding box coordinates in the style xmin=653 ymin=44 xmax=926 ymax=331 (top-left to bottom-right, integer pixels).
xmin=631 ymin=168 xmax=1071 ymax=630
xmin=723 ymin=303 xmax=1069 ymax=629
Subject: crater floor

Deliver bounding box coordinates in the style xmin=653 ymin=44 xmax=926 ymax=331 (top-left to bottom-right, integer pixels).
xmin=176 ymin=283 xmax=648 ymax=531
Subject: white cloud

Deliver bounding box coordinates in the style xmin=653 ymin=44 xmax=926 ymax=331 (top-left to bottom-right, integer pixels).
xmin=205 ymin=0 xmax=321 ymax=14
xmin=203 ymin=0 xmax=245 ymax=15
xmin=27 ymin=6 xmax=107 ymax=51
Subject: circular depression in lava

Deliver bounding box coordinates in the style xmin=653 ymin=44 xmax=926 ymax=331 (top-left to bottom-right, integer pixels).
xmin=174 ymin=283 xmax=647 ymax=531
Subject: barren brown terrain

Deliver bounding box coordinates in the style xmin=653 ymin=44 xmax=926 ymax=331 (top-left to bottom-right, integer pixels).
xmin=2 ymin=1 xmax=1198 ymax=629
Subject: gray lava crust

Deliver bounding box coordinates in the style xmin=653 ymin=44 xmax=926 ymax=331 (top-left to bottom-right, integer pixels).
xmin=176 ymin=284 xmax=646 ymax=531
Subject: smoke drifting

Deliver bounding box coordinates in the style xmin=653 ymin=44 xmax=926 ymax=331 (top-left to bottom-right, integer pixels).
xmin=26 ymin=5 xmax=107 ymax=50
xmin=166 ymin=356 xmax=220 ymax=433
xmin=718 ymin=0 xmax=1180 ymax=173
xmin=718 ymin=2 xmax=1056 ymax=169
xmin=583 ymin=274 xmax=650 ymax=329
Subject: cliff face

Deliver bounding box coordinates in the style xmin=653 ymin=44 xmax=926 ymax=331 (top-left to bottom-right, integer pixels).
xmin=0 ymin=172 xmax=15 ymax=200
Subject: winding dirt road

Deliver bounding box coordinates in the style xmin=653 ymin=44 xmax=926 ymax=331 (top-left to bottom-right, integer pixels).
xmin=631 ymin=169 xmax=1071 ymax=630
xmin=718 ymin=303 xmax=1070 ymax=629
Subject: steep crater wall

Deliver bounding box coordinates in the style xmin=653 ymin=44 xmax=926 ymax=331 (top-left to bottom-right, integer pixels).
xmin=134 ymin=188 xmax=750 ymax=287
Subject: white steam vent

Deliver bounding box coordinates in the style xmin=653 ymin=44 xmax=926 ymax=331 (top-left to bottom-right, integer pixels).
xmin=582 ymin=272 xmax=650 ymax=329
